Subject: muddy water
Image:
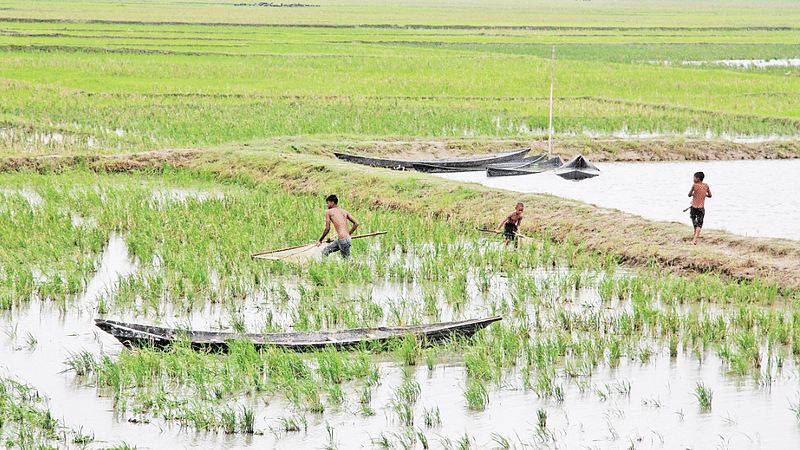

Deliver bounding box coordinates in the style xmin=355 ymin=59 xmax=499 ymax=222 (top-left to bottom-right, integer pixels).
xmin=435 ymin=159 xmax=800 ymax=241
xmin=3 ymin=234 xmax=800 ymax=449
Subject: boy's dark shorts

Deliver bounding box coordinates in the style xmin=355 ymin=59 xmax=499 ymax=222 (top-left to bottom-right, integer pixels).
xmin=690 ymin=207 xmax=705 ymax=229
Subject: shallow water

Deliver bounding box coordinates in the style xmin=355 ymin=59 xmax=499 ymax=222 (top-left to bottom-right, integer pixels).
xmin=435 ymin=159 xmax=800 ymax=241
xmin=3 ymin=234 xmax=800 ymax=449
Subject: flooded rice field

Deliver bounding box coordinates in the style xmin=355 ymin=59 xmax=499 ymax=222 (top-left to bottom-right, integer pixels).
xmin=436 ymin=158 xmax=800 ymax=241
xmin=644 ymin=59 xmax=800 ymax=69
xmin=2 ymin=172 xmax=800 ymax=449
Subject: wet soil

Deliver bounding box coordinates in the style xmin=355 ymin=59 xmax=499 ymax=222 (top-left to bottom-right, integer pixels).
xmin=2 ymin=137 xmax=799 ymax=294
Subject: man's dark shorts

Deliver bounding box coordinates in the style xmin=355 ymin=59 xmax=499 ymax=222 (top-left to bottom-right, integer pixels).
xmin=690 ymin=207 xmax=705 ymax=229
xmin=504 ymin=223 xmax=518 ymax=241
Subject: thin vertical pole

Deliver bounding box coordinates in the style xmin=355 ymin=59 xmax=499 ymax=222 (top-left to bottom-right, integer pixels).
xmin=548 ymin=44 xmax=555 ymax=155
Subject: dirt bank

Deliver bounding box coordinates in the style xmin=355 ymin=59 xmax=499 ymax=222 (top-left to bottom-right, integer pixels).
xmin=2 ymin=139 xmax=799 ymax=295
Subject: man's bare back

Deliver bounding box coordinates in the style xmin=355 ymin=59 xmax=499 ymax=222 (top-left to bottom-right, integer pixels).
xmin=317 ymin=195 xmax=358 ymax=244
xmin=317 ymin=195 xmax=359 ymax=259
xmin=324 ymin=206 xmax=357 ymax=240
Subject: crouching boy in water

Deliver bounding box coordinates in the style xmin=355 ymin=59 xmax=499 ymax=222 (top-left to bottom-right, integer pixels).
xmin=688 ymin=171 xmax=712 ymax=245
xmin=317 ymin=194 xmax=359 ymax=259
xmin=497 ymin=202 xmax=524 ymax=248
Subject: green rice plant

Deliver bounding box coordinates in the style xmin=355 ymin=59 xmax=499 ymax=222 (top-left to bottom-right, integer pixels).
xmin=63 ymin=350 xmax=96 ymax=377
xmin=491 ymin=433 xmax=512 ymax=450
xmin=423 ymin=406 xmax=441 ymax=428
xmin=535 ymin=368 xmax=564 ymax=401
xmin=693 ymin=382 xmax=713 ymax=410
xmin=238 ymin=405 xmax=256 ymax=434
xmin=457 ymin=432 xmax=474 ymax=450
xmin=464 ymin=348 xmax=494 ymax=382
xmin=358 ymin=386 xmax=376 ymax=416
xmin=722 ymin=330 xmax=762 ymax=375
xmin=417 ymin=430 xmax=430 ymax=450
xmin=391 ymin=400 xmax=415 ymax=427
xmin=220 ymin=407 xmax=236 ymax=434
xmin=325 ymin=384 xmax=346 ymax=406
xmin=299 ymin=380 xmax=325 ymax=414
xmin=316 ymin=347 xmax=347 ymax=384
xmin=790 ymin=395 xmax=800 ymax=421
xmin=371 ymin=433 xmax=393 ymax=449
xmin=463 ymin=381 xmax=489 ymax=410
xmin=669 ymin=336 xmax=680 ymax=357
xmin=606 ymin=337 xmax=623 ymax=367
xmin=395 ymin=333 xmax=422 ymax=366
xmin=537 ymin=408 xmax=547 ymax=430
xmin=395 ymin=380 xmax=421 ymax=406
xmin=277 ymin=414 xmax=307 ymax=432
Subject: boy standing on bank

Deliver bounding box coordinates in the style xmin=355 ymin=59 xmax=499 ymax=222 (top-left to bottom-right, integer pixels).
xmin=688 ymin=172 xmax=712 ymax=245
xmin=497 ymin=202 xmax=524 ymax=248
xmin=317 ymin=194 xmax=359 ymax=259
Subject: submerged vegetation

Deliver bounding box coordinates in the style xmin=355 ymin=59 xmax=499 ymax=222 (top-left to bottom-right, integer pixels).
xmin=1 ymin=166 xmax=799 ymax=445
xmin=0 ymin=376 xmax=94 ymax=448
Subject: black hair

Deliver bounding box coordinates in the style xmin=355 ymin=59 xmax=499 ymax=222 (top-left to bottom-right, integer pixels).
xmin=325 ymin=194 xmax=338 ymax=204
xmin=694 ymin=171 xmax=705 ymax=181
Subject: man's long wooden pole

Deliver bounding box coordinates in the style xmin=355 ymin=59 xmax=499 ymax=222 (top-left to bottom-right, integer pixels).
xmin=251 ymin=231 xmax=387 ymax=259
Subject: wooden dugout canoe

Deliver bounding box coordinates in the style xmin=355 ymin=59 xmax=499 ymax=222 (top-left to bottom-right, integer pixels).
xmin=333 ymin=148 xmax=530 ymax=170
xmin=413 ymin=153 xmax=548 ymax=173
xmin=486 ymin=155 xmax=564 ymax=177
xmin=94 ymin=316 xmax=502 ymax=352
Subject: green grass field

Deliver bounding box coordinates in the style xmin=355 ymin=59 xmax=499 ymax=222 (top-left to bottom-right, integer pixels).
xmin=1 ymin=0 xmax=799 ymax=156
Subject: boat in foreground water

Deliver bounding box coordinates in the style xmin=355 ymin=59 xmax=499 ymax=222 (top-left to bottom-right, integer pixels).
xmin=95 ymin=316 xmax=502 ymax=352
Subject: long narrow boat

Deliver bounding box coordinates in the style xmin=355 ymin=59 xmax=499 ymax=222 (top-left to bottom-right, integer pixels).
xmin=486 ymin=155 xmax=564 ymax=177
xmin=554 ymin=154 xmax=601 ymax=180
xmin=409 ymin=163 xmax=486 ymax=173
xmin=484 ymin=153 xmax=548 ymax=170
xmin=333 ymin=148 xmax=530 ymax=170
xmin=95 ymin=316 xmax=502 ymax=352
xmin=414 ymin=153 xmax=548 ymax=174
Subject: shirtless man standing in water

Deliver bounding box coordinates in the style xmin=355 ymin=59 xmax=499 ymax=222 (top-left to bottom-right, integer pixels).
xmin=497 ymin=202 xmax=524 ymax=248
xmin=317 ymin=194 xmax=359 ymax=259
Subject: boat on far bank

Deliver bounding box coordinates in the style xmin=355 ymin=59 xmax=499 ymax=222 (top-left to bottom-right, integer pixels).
xmin=554 ymin=154 xmax=600 ymax=180
xmin=334 ymin=148 xmax=530 ymax=170
xmin=486 ymin=155 xmax=563 ymax=177
xmin=413 ymin=153 xmax=548 ymax=173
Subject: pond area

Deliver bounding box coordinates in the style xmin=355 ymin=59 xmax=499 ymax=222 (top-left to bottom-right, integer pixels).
xmin=1 ymin=173 xmax=800 ymax=450
xmin=435 ymin=158 xmax=800 ymax=242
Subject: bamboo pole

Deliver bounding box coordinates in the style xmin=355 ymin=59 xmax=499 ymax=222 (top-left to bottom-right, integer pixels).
xmin=251 ymin=231 xmax=387 ymax=259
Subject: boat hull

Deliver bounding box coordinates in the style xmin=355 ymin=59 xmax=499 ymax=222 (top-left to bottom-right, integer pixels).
xmin=334 ymin=148 xmax=530 ymax=170
xmin=554 ymin=154 xmax=600 ymax=180
xmin=95 ymin=316 xmax=502 ymax=352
